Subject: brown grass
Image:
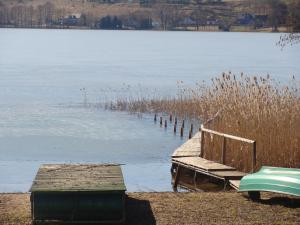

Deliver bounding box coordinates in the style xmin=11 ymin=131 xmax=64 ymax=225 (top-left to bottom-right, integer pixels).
xmin=0 ymin=193 xmax=299 ymax=225
xmin=2 ymin=0 xmax=149 ymax=20
xmin=108 ymin=73 xmax=300 ymax=172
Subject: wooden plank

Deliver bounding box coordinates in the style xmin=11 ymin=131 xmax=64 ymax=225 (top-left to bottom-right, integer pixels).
xmin=30 ymin=164 xmax=126 ymax=192
xmin=229 ymin=180 xmax=241 ymax=190
xmin=172 ymin=132 xmax=201 ymax=157
xmin=211 ymin=170 xmax=247 ymax=179
xmin=201 ymin=126 xmax=255 ymax=144
xmin=221 ymin=136 xmax=226 ymax=164
xmin=200 ymin=130 xmax=204 ymax=157
xmin=252 ymin=141 xmax=256 ymax=173
xmin=172 ymin=157 xmax=236 ymax=172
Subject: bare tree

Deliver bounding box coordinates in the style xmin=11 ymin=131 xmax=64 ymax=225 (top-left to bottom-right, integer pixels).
xmin=256 ymin=0 xmax=287 ymax=31
xmin=287 ymin=0 xmax=300 ymax=31
xmin=10 ymin=5 xmax=26 ymax=27
xmin=28 ymin=5 xmax=34 ymax=27
xmin=155 ymin=3 xmax=184 ymax=30
xmin=191 ymin=4 xmax=214 ymax=30
xmin=44 ymin=2 xmax=55 ymax=25
xmin=156 ymin=4 xmax=171 ymax=30
xmin=0 ymin=6 xmax=9 ymax=26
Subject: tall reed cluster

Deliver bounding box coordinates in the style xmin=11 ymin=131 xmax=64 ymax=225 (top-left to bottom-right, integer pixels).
xmin=108 ymin=73 xmax=300 ymax=172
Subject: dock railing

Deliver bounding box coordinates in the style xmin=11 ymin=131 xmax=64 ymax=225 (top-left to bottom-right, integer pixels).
xmin=200 ymin=125 xmax=256 ymax=173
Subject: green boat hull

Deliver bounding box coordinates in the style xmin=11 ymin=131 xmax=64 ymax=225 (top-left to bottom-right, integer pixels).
xmin=238 ymin=166 xmax=300 ymax=197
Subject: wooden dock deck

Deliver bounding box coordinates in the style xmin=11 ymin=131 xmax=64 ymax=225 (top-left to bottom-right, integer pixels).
xmin=172 ymin=132 xmax=201 ymax=158
xmin=171 ymin=127 xmax=255 ymax=191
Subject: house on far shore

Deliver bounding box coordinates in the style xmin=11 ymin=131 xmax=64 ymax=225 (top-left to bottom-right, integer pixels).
xmin=179 ymin=17 xmax=197 ymax=27
xmin=62 ymin=14 xmax=82 ymax=26
xmin=151 ymin=21 xmax=161 ymax=30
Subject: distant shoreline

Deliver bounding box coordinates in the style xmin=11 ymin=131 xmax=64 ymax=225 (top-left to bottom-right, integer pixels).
xmin=0 ymin=25 xmax=291 ymax=33
xmin=1 ymin=0 xmax=298 ymax=36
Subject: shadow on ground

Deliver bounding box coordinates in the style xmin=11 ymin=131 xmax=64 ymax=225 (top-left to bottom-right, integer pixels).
xmin=125 ymin=196 xmax=156 ymax=225
xmin=32 ymin=197 xmax=156 ymax=225
xmin=243 ymin=192 xmax=300 ymax=209
xmin=256 ymin=196 xmax=300 ymax=208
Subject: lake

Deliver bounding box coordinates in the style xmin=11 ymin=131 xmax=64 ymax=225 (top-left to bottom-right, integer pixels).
xmin=0 ymin=29 xmax=299 ymax=192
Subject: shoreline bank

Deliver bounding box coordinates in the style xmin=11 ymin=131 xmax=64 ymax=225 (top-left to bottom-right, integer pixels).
xmin=1 ymin=192 xmax=299 ymax=225
xmin=0 ymin=26 xmax=291 ymax=33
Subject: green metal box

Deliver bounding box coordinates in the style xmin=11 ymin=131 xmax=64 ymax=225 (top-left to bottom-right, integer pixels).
xmin=30 ymin=164 xmax=126 ymax=224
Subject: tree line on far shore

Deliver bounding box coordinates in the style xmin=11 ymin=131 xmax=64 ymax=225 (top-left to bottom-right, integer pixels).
xmin=0 ymin=0 xmax=299 ymax=31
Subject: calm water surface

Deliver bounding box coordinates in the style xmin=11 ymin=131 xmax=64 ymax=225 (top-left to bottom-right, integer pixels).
xmin=0 ymin=29 xmax=299 ymax=192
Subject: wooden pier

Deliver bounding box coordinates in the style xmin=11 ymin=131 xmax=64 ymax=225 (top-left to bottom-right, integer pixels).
xmin=171 ymin=125 xmax=256 ymax=191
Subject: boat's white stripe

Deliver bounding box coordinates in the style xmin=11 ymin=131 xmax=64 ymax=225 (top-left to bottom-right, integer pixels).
xmin=263 ymin=169 xmax=300 ymax=175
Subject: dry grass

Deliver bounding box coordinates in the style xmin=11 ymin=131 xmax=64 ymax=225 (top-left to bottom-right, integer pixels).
xmin=2 ymin=0 xmax=148 ymax=19
xmin=0 ymin=193 xmax=299 ymax=225
xmin=0 ymin=194 xmax=31 ymax=225
xmin=108 ymin=73 xmax=300 ymax=172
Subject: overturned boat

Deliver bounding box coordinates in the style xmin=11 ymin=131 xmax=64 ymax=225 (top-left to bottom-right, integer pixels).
xmin=238 ymin=166 xmax=300 ymax=200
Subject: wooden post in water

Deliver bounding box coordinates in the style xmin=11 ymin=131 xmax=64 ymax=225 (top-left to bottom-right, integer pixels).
xmin=169 ymin=114 xmax=173 ymax=122
xmin=175 ymin=117 xmax=177 ymax=125
xmin=154 ymin=114 xmax=157 ymax=122
xmin=182 ymin=120 xmax=185 ymax=128
xmin=160 ymin=117 xmax=163 ymax=126
xmin=180 ymin=126 xmax=184 ymax=137
xmin=189 ymin=124 xmax=193 ymax=139
xmin=252 ymin=141 xmax=256 ymax=173
xmin=164 ymin=120 xmax=167 ymax=128
xmin=173 ymin=123 xmax=177 ymax=133
xmin=221 ymin=136 xmax=226 ymax=164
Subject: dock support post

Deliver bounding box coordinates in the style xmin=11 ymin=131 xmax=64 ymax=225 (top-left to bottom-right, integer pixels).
xmin=173 ymin=166 xmax=182 ymax=192
xmin=221 ymin=136 xmax=226 ymax=164
xmin=173 ymin=123 xmax=177 ymax=133
xmin=154 ymin=114 xmax=157 ymax=122
xmin=160 ymin=117 xmax=163 ymax=126
xmin=169 ymin=114 xmax=173 ymax=122
xmin=164 ymin=120 xmax=167 ymax=128
xmin=252 ymin=141 xmax=256 ymax=173
xmin=193 ymin=171 xmax=197 ymax=190
xmin=200 ymin=127 xmax=204 ymax=157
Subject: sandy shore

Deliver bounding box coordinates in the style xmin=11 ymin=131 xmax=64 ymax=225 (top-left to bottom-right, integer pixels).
xmin=0 ymin=192 xmax=299 ymax=225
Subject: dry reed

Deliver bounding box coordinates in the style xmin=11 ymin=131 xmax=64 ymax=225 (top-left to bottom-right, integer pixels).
xmin=107 ymin=73 xmax=300 ymax=172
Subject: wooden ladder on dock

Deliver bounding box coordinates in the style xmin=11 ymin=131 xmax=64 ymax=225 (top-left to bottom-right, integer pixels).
xmin=171 ymin=125 xmax=256 ymax=191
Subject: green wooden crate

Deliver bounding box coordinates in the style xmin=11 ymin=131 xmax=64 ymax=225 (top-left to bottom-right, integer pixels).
xmin=30 ymin=164 xmax=126 ymax=224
